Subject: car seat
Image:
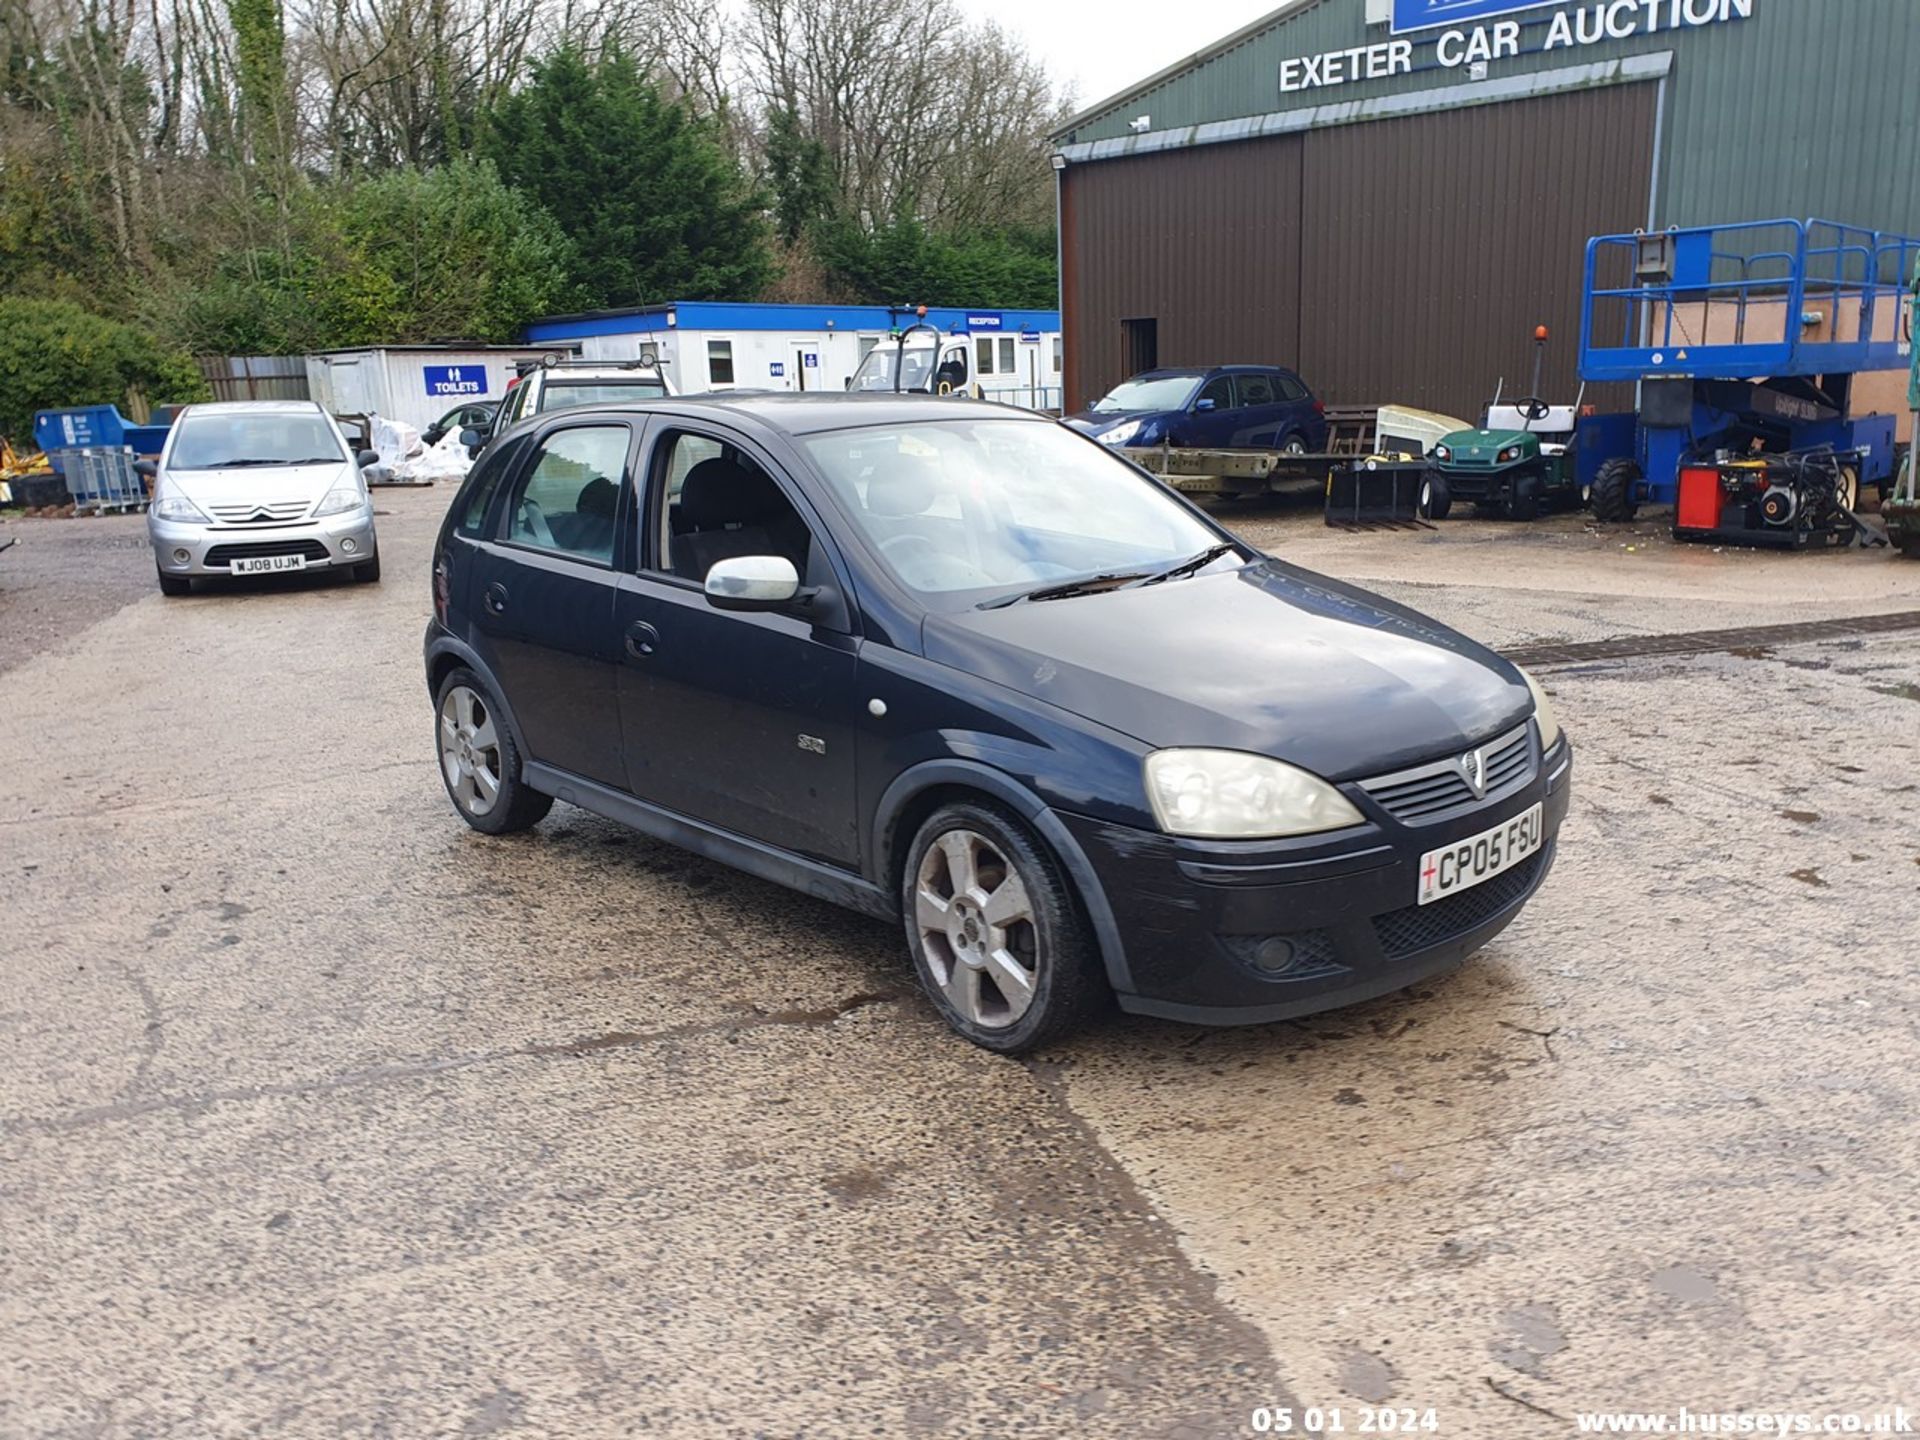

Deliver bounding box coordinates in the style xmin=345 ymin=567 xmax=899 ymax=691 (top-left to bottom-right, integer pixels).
xmin=549 ymin=475 xmax=619 ymax=561
xmin=672 ymin=457 xmax=809 ymax=581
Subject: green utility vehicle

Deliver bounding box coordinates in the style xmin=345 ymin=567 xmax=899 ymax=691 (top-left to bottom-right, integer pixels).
xmin=1420 ymin=327 xmax=1588 ymax=521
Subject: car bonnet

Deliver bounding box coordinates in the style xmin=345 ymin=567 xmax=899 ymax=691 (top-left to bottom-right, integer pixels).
xmin=921 ymin=559 xmax=1532 ymax=782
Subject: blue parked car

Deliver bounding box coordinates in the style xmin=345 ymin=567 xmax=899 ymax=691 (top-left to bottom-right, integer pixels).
xmin=1064 ymin=366 xmax=1328 ymax=454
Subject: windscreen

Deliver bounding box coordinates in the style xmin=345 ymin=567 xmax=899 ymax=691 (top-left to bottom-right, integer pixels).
xmin=850 ymin=347 xmax=936 ymax=392
xmin=803 ymin=419 xmax=1226 ymax=604
xmin=1091 ymin=373 xmax=1203 ymax=414
xmin=168 ymin=413 xmax=345 ymax=470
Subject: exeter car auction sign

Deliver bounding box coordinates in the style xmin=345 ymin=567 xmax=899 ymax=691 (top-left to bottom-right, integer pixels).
xmin=1280 ymin=0 xmax=1753 ymax=93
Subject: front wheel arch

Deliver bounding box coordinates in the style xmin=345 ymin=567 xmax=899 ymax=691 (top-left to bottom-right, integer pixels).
xmin=869 ymin=760 xmax=1136 ymax=997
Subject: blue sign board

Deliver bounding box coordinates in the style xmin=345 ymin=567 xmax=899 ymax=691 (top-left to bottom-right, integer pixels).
xmin=966 ymin=314 xmax=1004 ymax=331
xmin=803 ymin=352 xmax=818 ymax=368
xmin=1392 ymin=0 xmax=1550 ymax=32
xmin=424 ymin=364 xmax=488 ymax=398
xmin=769 ymin=362 xmax=785 ymax=377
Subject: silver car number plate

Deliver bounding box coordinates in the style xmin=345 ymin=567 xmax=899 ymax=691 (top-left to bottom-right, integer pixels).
xmin=1417 ymin=802 xmax=1543 ymax=906
xmin=230 ymin=554 xmax=307 ymax=575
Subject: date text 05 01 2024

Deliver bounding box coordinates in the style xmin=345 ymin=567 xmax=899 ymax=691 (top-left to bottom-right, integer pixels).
xmin=1251 ymin=1406 xmax=1440 ymax=1434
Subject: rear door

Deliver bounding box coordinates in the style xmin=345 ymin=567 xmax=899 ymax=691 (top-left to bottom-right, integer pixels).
xmin=464 ymin=419 xmax=635 ymax=789
xmin=1231 ymin=370 xmax=1284 ymax=447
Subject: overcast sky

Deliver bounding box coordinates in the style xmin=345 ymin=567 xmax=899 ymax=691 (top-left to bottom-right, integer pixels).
xmin=966 ymin=0 xmax=1283 ymax=116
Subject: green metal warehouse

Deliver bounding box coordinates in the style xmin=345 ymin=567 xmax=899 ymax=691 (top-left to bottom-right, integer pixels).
xmin=1050 ymin=0 xmax=1920 ymax=423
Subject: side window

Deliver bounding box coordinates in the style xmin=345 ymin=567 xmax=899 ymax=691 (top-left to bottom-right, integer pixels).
xmin=975 ymin=337 xmax=995 ymax=375
xmin=708 ymin=340 xmax=735 ymax=386
xmin=1197 ymin=375 xmax=1234 ymax=410
xmin=936 ymin=347 xmax=969 ymax=393
xmin=997 ymin=336 xmax=1015 ymax=373
xmin=501 ymin=425 xmax=628 ymax=565
xmin=1236 ymin=372 xmax=1276 ymax=407
xmin=1275 ymin=372 xmax=1307 ymax=401
xmin=457 ymin=437 xmax=521 ymax=536
xmin=649 ymin=429 xmax=813 ymax=584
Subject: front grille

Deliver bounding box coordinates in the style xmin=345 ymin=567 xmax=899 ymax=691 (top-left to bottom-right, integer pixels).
xmin=1360 ymin=724 xmax=1533 ymax=824
xmin=203 ymin=539 xmax=329 ymax=568
xmin=207 ymin=500 xmax=311 ymax=525
xmin=1373 ymin=852 xmax=1545 ymax=959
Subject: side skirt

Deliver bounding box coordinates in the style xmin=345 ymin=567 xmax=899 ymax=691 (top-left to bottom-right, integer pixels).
xmin=521 ymin=762 xmax=896 ymax=923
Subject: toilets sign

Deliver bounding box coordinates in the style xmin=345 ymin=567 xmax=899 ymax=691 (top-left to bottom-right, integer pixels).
xmin=1279 ymin=0 xmax=1752 ymax=93
xmin=424 ymin=364 xmax=488 ymax=398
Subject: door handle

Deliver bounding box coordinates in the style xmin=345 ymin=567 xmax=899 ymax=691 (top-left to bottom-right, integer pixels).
xmin=625 ymin=621 xmax=660 ymax=659
xmin=484 ymin=581 xmax=509 ymax=614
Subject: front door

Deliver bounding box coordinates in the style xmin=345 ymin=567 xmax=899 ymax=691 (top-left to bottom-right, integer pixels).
xmin=465 ymin=419 xmax=634 ymax=788
xmin=1186 ymin=373 xmax=1238 ymax=447
xmin=614 ymin=423 xmax=863 ymax=868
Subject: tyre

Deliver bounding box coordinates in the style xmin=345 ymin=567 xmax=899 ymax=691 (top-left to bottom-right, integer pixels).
xmin=157 ymin=567 xmax=191 ymax=597
xmin=435 ymin=668 xmax=553 ymax=835
xmin=1505 ymin=474 xmax=1542 ymax=522
xmin=353 ymin=553 xmax=382 ymax=584
xmin=1591 ymin=457 xmax=1641 ymax=521
xmin=901 ymin=801 xmax=1106 ymax=1054
xmin=1418 ymin=471 xmax=1452 ymax=520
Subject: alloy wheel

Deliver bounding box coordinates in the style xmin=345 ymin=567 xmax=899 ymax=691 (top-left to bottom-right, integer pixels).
xmin=913 ymin=829 xmax=1040 ymax=1029
xmin=439 ymin=685 xmax=502 ymax=817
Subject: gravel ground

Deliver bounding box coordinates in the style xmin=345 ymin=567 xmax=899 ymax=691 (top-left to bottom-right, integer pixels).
xmin=4 ymin=486 xmax=1919 ymax=1437
xmin=0 ymin=512 xmax=156 ymax=677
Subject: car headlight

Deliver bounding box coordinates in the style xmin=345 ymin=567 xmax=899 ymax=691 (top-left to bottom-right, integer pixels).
xmin=1099 ymin=419 xmax=1142 ymax=447
xmin=1433 ymin=444 xmax=1451 ymax=462
xmin=152 ymin=492 xmax=210 ymax=525
xmin=1519 ymin=666 xmax=1562 ymax=750
xmin=1144 ymin=749 xmax=1364 ymax=839
xmin=312 ymin=484 xmax=368 ymax=518
xmin=1497 ymin=446 xmax=1521 ymax=463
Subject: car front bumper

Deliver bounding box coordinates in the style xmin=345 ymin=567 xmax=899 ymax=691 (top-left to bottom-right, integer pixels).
xmin=1060 ymin=739 xmax=1572 ymax=1025
xmin=149 ymin=509 xmax=379 ymax=576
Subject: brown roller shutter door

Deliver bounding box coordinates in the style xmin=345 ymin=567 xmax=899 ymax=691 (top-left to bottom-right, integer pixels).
xmin=1062 ymin=81 xmax=1658 ymax=420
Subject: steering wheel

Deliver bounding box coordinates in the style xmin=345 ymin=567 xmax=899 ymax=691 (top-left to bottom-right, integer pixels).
xmin=516 ymin=498 xmax=557 ymax=550
xmin=881 ymin=532 xmax=985 ymax=589
xmin=1514 ymin=397 xmax=1551 ymax=422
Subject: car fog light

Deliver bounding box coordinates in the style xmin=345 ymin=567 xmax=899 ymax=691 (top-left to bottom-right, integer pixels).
xmin=341 ymin=537 xmax=358 ymax=554
xmin=171 ymin=547 xmax=190 ymax=564
xmin=1252 ymin=938 xmax=1295 ymax=974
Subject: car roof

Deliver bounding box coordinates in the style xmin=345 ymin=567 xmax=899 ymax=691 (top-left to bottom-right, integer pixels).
xmin=183 ymin=400 xmax=328 ymax=417
xmin=511 ymin=392 xmax=1052 ymax=437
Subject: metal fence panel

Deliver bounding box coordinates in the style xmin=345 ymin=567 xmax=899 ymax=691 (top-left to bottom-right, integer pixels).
xmin=196 ymin=355 xmax=312 ymax=403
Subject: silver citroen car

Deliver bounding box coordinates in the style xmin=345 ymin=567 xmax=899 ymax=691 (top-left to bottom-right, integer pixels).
xmin=142 ymin=401 xmax=381 ymax=595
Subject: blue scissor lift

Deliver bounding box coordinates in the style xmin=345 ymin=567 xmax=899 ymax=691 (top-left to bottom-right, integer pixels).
xmin=1575 ymin=218 xmax=1919 ymax=546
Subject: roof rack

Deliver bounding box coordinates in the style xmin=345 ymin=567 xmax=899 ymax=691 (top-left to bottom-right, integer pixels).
xmin=514 ymin=351 xmax=670 ymax=378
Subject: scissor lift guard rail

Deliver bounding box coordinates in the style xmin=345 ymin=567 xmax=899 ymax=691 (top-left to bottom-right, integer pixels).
xmin=1575 ymin=218 xmax=1920 ymax=543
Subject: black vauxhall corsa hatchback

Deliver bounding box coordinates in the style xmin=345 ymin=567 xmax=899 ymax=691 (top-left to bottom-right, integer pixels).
xmin=425 ymin=394 xmax=1571 ymax=1053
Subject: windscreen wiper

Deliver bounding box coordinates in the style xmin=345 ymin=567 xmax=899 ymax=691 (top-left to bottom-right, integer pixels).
xmin=977 ymin=570 xmax=1153 ymax=609
xmin=1131 ymin=543 xmax=1239 ymax=587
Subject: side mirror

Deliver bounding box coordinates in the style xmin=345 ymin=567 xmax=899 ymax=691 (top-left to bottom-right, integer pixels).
xmin=1194 ymin=398 xmax=1216 ymax=412
xmin=704 ymin=554 xmax=800 ymax=611
xmin=355 ymin=449 xmax=380 ymax=469
xmin=458 ymin=429 xmax=482 ymax=450
xmin=133 ymin=459 xmax=158 ymax=480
